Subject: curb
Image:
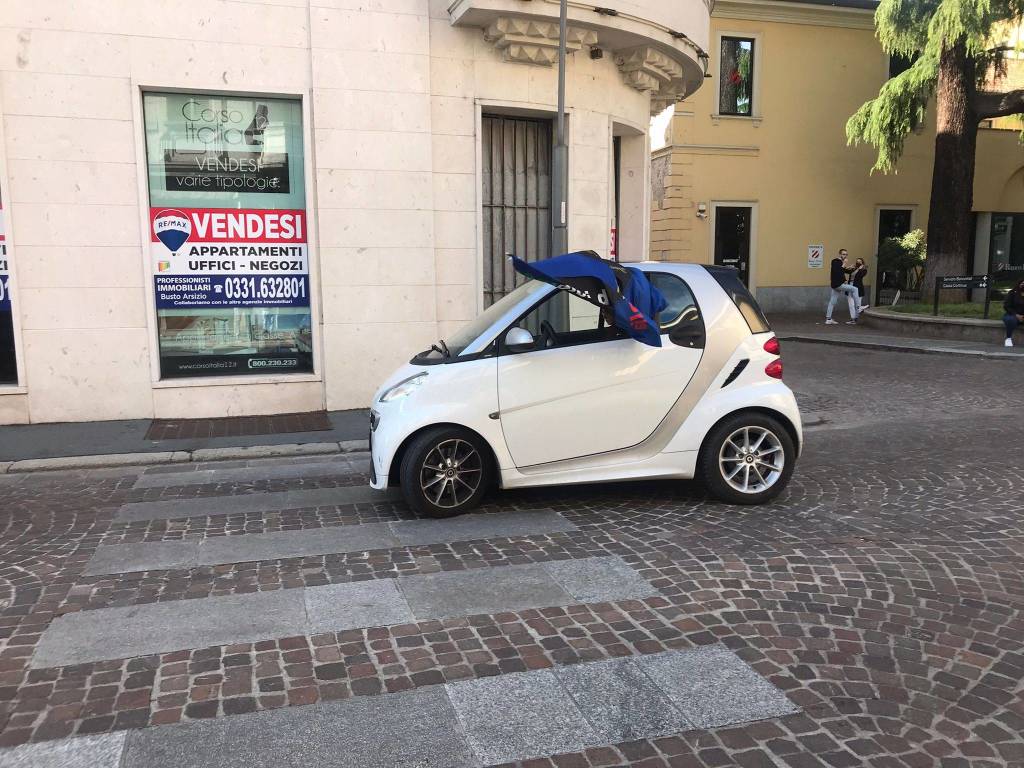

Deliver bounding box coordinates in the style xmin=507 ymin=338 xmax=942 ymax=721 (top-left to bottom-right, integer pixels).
xmin=779 ymin=334 xmax=1023 ymax=360
xmin=0 ymin=440 xmax=370 ymax=475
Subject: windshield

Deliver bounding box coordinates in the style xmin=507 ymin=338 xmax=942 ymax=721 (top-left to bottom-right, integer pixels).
xmin=446 ymin=280 xmax=547 ymax=356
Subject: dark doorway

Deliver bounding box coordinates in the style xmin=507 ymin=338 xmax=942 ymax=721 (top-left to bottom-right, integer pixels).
xmin=481 ymin=114 xmax=552 ymax=307
xmin=877 ymin=208 xmax=912 ymax=249
xmin=713 ymin=206 xmax=752 ymax=286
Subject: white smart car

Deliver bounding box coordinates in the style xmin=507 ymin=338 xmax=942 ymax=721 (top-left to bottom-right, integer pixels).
xmin=369 ymin=263 xmax=801 ymax=517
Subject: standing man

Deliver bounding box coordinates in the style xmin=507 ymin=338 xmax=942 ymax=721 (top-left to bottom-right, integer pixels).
xmin=825 ymin=248 xmax=858 ymax=325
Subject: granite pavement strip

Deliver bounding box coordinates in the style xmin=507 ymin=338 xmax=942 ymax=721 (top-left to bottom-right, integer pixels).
xmin=32 ymin=556 xmax=657 ymax=668
xmin=0 ymin=649 xmax=797 ymax=768
xmin=113 ymin=486 xmax=402 ymax=523
xmin=84 ymin=510 xmax=580 ymax=575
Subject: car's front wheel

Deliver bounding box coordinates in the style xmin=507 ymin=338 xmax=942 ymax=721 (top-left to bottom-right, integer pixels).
xmin=399 ymin=427 xmax=494 ymax=517
xmin=699 ymin=413 xmax=795 ymax=505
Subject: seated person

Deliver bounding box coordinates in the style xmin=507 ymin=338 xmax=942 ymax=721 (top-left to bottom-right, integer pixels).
xmin=1003 ymin=279 xmax=1024 ymax=348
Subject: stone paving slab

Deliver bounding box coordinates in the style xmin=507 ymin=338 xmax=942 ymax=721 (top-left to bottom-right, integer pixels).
xmin=636 ymin=645 xmax=799 ymax=728
xmin=195 ymin=524 xmax=399 ymax=566
xmin=448 ymin=669 xmax=600 ymax=765
xmin=84 ymin=541 xmax=202 ymax=576
xmin=398 ymin=563 xmax=576 ymax=620
xmin=32 ymin=590 xmax=307 ymax=669
xmin=540 ymin=556 xmax=660 ymax=603
xmin=304 ymin=579 xmax=414 ymax=634
xmin=36 ymin=556 xmax=651 ymax=667
xmin=554 ymin=657 xmax=693 ymax=743
xmin=132 ymin=458 xmax=354 ymax=488
xmin=85 ymin=511 xmax=578 ymax=575
xmin=122 ymin=686 xmax=475 ymax=768
xmin=0 ymin=732 xmax=126 ymax=768
xmin=114 ymin=486 xmax=401 ymax=523
xmin=389 ymin=510 xmax=577 ymax=545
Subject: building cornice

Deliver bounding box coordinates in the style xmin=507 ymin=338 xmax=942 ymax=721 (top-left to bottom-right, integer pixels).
xmin=712 ymin=0 xmax=876 ymax=29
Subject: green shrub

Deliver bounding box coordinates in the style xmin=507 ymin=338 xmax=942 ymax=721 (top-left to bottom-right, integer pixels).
xmin=877 ymin=229 xmax=927 ymax=290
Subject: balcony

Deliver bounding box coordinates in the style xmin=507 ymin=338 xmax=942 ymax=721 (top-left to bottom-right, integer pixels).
xmin=448 ymin=0 xmax=712 ymax=114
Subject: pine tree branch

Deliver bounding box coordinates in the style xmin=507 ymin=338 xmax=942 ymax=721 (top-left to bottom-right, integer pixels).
xmin=974 ymin=88 xmax=1024 ymax=118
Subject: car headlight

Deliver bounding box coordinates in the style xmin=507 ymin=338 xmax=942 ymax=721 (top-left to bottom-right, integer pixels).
xmin=378 ymin=373 xmax=428 ymax=403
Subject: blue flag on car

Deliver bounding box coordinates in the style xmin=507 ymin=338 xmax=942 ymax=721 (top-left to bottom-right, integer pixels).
xmin=511 ymin=251 xmax=667 ymax=347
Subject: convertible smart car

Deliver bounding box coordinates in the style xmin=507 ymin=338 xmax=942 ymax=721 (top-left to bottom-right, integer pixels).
xmin=369 ymin=261 xmax=801 ymax=517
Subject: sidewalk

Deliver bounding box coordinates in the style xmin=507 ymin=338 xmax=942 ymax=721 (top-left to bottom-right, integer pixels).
xmin=770 ymin=312 xmax=1024 ymax=359
xmin=0 ymin=409 xmax=369 ymax=466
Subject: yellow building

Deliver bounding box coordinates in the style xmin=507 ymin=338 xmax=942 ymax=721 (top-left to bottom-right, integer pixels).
xmin=650 ymin=0 xmax=1024 ymax=312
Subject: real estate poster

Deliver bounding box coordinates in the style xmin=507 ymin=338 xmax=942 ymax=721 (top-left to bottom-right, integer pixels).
xmin=143 ymin=92 xmax=312 ymax=378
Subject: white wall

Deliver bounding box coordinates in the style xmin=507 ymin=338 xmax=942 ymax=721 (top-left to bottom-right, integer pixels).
xmin=0 ymin=0 xmax=689 ymax=423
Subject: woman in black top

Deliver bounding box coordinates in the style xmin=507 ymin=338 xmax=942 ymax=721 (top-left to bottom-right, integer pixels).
xmin=1004 ymin=279 xmax=1024 ymax=347
xmin=849 ymin=258 xmax=869 ymax=311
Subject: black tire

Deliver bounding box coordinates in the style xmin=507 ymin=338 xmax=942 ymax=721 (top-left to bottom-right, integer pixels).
xmin=698 ymin=412 xmax=796 ymax=505
xmin=399 ymin=426 xmax=494 ymax=518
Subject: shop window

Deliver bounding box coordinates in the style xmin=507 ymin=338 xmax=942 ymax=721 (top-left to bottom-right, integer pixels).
xmin=0 ymin=189 xmax=15 ymax=385
xmin=142 ymin=92 xmax=312 ymax=379
xmin=719 ymin=37 xmax=755 ymax=116
xmin=990 ymin=213 xmax=1024 ymax=293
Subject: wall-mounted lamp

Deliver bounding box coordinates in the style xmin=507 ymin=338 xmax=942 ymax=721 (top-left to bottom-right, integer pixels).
xmin=696 ymin=203 xmax=708 ymax=220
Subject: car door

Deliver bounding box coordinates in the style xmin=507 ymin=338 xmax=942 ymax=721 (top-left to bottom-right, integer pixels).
xmin=497 ymin=272 xmax=704 ymax=467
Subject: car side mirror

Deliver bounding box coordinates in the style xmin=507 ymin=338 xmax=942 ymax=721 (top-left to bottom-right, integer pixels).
xmin=504 ymin=327 xmax=536 ymax=352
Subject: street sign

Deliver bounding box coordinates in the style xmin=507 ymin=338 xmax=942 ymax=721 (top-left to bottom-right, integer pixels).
xmin=939 ymin=275 xmax=989 ymax=290
xmin=934 ymin=274 xmax=992 ymax=318
xmin=807 ymin=245 xmax=823 ymax=269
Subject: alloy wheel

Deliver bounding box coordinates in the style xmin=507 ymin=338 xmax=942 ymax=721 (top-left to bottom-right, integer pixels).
xmin=419 ymin=438 xmax=483 ymax=509
xmin=718 ymin=426 xmax=785 ymax=495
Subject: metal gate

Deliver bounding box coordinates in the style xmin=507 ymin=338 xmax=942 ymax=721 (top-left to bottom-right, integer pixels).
xmin=481 ymin=115 xmax=552 ymax=306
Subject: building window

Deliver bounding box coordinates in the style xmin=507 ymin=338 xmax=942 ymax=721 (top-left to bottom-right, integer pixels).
xmin=719 ymin=37 xmax=755 ymax=116
xmin=990 ymin=213 xmax=1024 ymax=293
xmin=888 ymin=53 xmax=915 ymax=79
xmin=0 ymin=189 xmax=15 ymax=385
xmin=481 ymin=115 xmax=552 ymax=306
xmin=142 ymin=92 xmax=312 ymax=379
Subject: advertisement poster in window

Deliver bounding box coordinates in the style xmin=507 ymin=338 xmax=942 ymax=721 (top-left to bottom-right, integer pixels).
xmin=0 ymin=190 xmax=16 ymax=385
xmin=143 ymin=92 xmax=313 ymax=379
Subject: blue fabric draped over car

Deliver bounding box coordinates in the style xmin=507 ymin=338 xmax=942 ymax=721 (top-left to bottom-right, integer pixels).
xmin=510 ymin=251 xmax=667 ymax=347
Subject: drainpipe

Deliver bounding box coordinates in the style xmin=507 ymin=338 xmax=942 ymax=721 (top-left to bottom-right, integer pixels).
xmin=551 ymin=0 xmax=569 ymax=257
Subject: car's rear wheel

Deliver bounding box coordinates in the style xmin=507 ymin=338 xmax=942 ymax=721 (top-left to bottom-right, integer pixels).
xmin=699 ymin=412 xmax=795 ymax=505
xmin=399 ymin=427 xmax=493 ymax=517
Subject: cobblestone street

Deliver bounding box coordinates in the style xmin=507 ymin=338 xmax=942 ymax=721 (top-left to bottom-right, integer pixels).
xmin=1 ymin=341 xmax=1022 ymax=768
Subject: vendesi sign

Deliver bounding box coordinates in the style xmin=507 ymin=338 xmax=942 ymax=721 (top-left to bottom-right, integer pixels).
xmin=151 ymin=207 xmax=309 ymax=310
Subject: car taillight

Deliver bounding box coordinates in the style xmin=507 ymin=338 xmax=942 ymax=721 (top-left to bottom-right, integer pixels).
xmin=763 ymin=337 xmax=780 ymax=355
xmin=765 ymin=359 xmax=783 ymax=379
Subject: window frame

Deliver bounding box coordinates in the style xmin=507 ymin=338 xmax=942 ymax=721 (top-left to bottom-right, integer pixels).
xmin=137 ymin=86 xmax=322 ymax=387
xmin=497 ymin=289 xmax=628 ymax=356
xmin=718 ymin=35 xmax=757 ymax=117
xmin=713 ymin=31 xmax=763 ymax=122
xmin=646 ymin=271 xmax=706 ymax=349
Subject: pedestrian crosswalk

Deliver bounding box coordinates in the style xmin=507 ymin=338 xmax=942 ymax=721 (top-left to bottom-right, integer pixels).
xmin=4 ymin=456 xmax=800 ymax=767
xmin=5 ymin=649 xmax=796 ymax=768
